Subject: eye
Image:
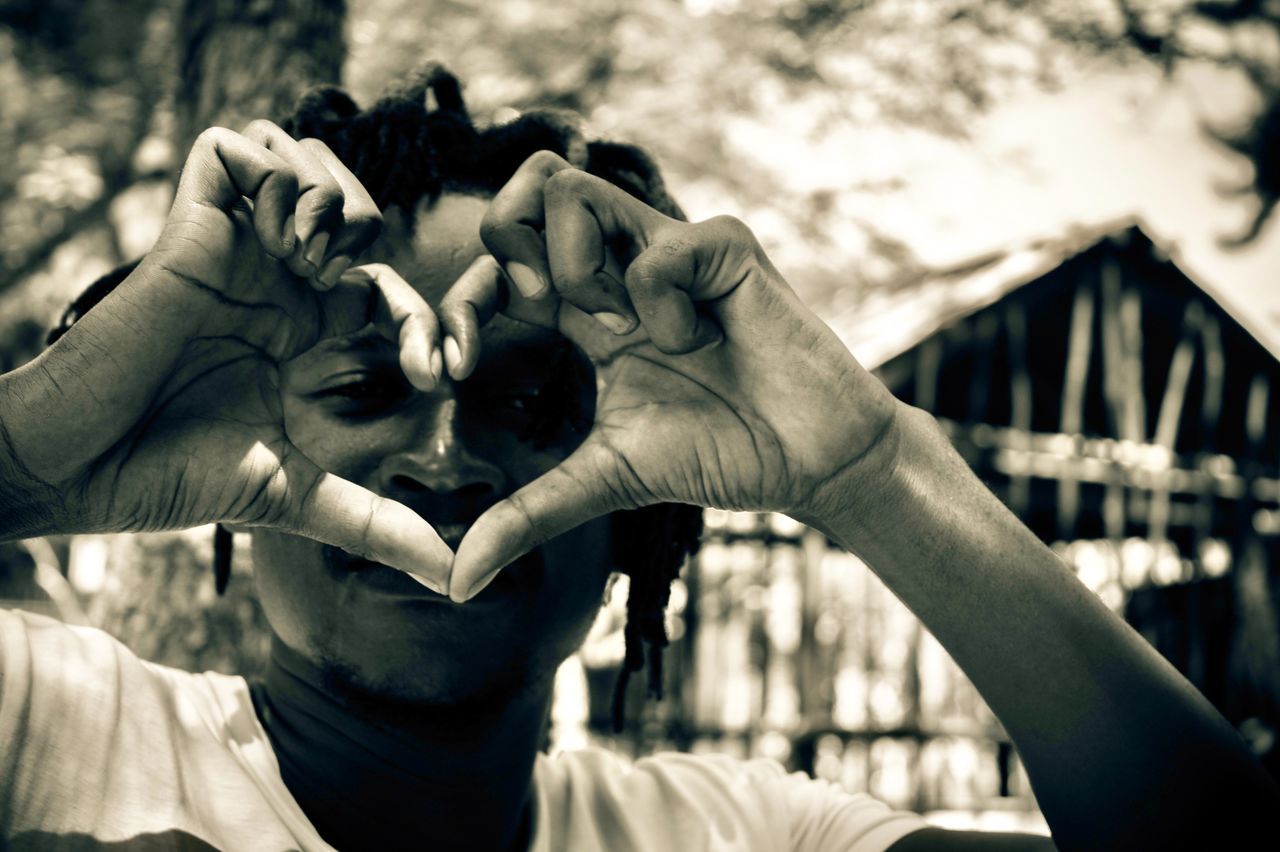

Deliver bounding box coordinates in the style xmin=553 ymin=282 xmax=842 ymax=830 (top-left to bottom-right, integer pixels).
xmin=312 ymin=371 xmax=411 ymax=416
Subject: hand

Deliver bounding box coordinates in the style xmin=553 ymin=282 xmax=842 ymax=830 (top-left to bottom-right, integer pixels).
xmin=448 ymin=151 xmax=900 ymax=600
xmin=1 ymin=121 xmax=451 ymax=588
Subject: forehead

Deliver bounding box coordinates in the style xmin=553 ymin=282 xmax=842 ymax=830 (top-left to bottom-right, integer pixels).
xmin=369 ymin=192 xmax=558 ymax=355
xmin=378 ymin=193 xmax=489 ymax=306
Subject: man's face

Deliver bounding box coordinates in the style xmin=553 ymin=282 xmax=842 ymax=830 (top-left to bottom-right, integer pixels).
xmin=251 ymin=193 xmax=612 ymax=706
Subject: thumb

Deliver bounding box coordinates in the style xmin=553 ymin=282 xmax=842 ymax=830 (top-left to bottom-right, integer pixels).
xmin=274 ymin=450 xmax=452 ymax=593
xmin=449 ymin=441 xmax=634 ymax=602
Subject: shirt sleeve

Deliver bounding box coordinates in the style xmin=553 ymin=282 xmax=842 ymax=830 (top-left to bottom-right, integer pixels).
xmin=755 ymin=759 xmax=929 ymax=852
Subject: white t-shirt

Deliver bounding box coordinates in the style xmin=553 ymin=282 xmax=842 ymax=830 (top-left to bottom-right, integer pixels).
xmin=0 ymin=609 xmax=927 ymax=851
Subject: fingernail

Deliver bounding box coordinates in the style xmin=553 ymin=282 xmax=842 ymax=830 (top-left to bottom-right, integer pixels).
xmin=407 ymin=332 xmax=435 ymax=390
xmin=406 ymin=571 xmax=446 ymax=596
xmin=282 ymin=215 xmax=297 ymax=252
xmin=443 ymin=335 xmax=462 ymax=375
xmin=592 ymin=311 xmax=635 ymax=335
xmin=430 ymin=347 xmax=443 ymax=383
xmin=304 ymin=231 xmax=330 ymax=270
xmin=507 ymin=262 xmax=548 ymax=299
xmin=317 ymin=255 xmax=351 ymax=289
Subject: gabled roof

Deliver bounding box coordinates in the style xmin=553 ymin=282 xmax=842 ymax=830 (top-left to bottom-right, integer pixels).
xmin=829 ymin=215 xmax=1280 ymax=370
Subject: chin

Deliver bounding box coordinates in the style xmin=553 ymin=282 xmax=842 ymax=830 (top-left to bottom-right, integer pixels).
xmin=314 ymin=635 xmax=560 ymax=720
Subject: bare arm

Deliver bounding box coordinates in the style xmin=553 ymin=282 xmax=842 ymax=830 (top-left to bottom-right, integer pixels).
xmin=443 ymin=153 xmax=1280 ymax=851
xmin=813 ymin=403 xmax=1280 ymax=851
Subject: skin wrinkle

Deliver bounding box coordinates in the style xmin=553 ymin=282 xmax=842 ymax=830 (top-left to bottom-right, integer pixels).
xmin=149 ymin=260 xmax=293 ymax=318
xmin=115 ymin=349 xmax=264 ymax=468
xmin=0 ymin=413 xmax=58 ymax=538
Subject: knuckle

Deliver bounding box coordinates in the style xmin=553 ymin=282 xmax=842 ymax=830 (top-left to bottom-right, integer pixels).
xmin=705 ymin=214 xmax=754 ymax=244
xmin=478 ymin=212 xmax=520 ymax=258
xmin=274 ymin=169 xmax=301 ymax=197
xmin=471 ymin=253 xmax=502 ymax=276
xmin=307 ymin=180 xmax=346 ymax=213
xmin=298 ymin=136 xmax=334 ymax=155
xmin=657 ymin=333 xmax=700 ymax=356
xmin=193 ymin=126 xmax=232 ymax=150
xmin=477 ymin=210 xmax=505 ymax=246
xmin=241 ymin=118 xmax=280 ymax=139
xmin=525 ymin=149 xmax=570 ymax=175
xmin=543 ymin=167 xmax=589 ymax=201
xmin=351 ymin=209 xmax=383 ymax=242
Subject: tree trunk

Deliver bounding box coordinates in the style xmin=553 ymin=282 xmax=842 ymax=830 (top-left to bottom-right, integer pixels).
xmin=176 ymin=0 xmax=347 ymax=155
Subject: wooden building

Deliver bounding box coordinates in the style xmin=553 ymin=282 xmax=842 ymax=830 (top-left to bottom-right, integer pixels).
xmin=834 ymin=217 xmax=1280 ymax=773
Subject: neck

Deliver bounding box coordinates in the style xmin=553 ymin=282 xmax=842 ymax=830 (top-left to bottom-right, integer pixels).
xmin=251 ymin=638 xmax=548 ymax=852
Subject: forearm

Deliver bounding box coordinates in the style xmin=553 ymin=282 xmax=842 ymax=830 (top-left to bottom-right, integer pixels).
xmin=0 ymin=375 xmax=63 ymax=541
xmin=812 ymin=402 xmax=1279 ymax=850
xmin=0 ymin=263 xmax=200 ymax=542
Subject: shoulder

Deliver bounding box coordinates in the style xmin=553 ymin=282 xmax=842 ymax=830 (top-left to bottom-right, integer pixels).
xmin=0 ymin=608 xmax=247 ymax=770
xmin=534 ymin=748 xmax=927 ymax=852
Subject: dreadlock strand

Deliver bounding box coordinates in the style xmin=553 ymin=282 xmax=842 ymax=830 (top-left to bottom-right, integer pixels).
xmin=213 ymin=523 xmax=233 ymax=596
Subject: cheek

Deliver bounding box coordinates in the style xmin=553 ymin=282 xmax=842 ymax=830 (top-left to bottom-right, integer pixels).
xmin=249 ymin=530 xmax=334 ymax=650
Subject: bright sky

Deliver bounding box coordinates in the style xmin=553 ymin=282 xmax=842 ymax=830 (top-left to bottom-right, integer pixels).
xmin=691 ymin=63 xmax=1280 ymax=356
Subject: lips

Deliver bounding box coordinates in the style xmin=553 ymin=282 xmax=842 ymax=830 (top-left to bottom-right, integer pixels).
xmin=327 ymin=517 xmax=543 ymax=604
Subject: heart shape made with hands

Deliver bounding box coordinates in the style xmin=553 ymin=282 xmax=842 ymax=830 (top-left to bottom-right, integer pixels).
xmin=434 ymin=153 xmax=892 ymax=603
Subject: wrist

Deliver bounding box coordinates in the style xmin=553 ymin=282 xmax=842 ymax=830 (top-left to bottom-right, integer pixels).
xmin=797 ymin=402 xmax=955 ymax=555
xmin=795 ymin=396 xmax=911 ymax=539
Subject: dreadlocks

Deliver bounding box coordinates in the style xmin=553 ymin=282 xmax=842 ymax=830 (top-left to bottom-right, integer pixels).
xmin=49 ymin=62 xmax=704 ymax=731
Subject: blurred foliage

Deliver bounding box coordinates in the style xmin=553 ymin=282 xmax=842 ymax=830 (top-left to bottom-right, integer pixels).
xmin=83 ymin=531 xmax=273 ymax=676
xmin=1011 ymin=0 xmax=1280 ymax=245
xmin=0 ymin=0 xmax=174 ymax=366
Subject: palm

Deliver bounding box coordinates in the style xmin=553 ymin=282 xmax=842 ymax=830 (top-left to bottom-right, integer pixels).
xmin=587 ymin=346 xmax=792 ymax=513
xmin=558 ymin=266 xmax=881 ymax=520
xmin=88 ymin=334 xmax=296 ymax=534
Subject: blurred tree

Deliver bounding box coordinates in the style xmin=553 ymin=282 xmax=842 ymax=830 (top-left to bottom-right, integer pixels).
xmin=176 ymin=0 xmax=346 ymax=155
xmin=0 ymin=0 xmax=349 ymax=676
xmin=1002 ymin=0 xmax=1280 ymax=246
xmin=0 ymin=0 xmax=170 ymax=303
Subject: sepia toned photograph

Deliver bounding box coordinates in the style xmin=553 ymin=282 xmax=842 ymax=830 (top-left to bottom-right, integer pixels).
xmin=1 ymin=1 xmax=1278 ymax=849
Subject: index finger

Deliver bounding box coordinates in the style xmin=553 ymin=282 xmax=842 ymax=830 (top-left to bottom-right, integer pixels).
xmin=298 ymin=138 xmax=384 ymax=286
xmin=318 ymin=262 xmax=442 ymax=390
xmin=478 ymin=150 xmax=575 ymax=299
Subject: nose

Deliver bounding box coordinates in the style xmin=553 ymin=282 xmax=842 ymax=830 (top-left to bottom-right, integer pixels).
xmin=375 ymin=396 xmax=506 ymax=503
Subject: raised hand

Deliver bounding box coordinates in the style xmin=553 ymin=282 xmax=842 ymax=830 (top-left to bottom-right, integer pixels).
xmin=448 ymin=151 xmax=900 ymax=600
xmin=0 ymin=121 xmax=450 ymax=589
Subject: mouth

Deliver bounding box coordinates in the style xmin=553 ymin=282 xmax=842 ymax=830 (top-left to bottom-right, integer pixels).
xmin=432 ymin=523 xmax=469 ymax=553
xmin=327 ymin=524 xmax=542 ymax=605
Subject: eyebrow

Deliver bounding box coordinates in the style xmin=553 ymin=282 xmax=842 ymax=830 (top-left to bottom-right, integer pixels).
xmin=310 ymin=333 xmax=394 ymax=357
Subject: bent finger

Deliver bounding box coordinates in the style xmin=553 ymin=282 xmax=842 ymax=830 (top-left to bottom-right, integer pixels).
xmin=298 ymin=138 xmax=383 ymax=288
xmin=319 ymin=262 xmax=442 ymax=390
xmin=437 ymin=255 xmax=561 ymax=379
xmin=624 ymin=236 xmax=725 ymax=354
xmin=479 ymin=150 xmax=575 ymax=299
xmin=240 ymin=120 xmax=347 ymax=280
xmin=176 ymin=127 xmax=300 ymax=258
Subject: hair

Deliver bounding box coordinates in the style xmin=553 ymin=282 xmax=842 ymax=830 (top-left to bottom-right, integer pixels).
xmin=49 ymin=62 xmax=703 ymax=732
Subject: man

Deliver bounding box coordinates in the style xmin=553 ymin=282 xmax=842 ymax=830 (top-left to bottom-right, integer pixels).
xmin=1 ymin=67 xmax=1276 ymax=851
